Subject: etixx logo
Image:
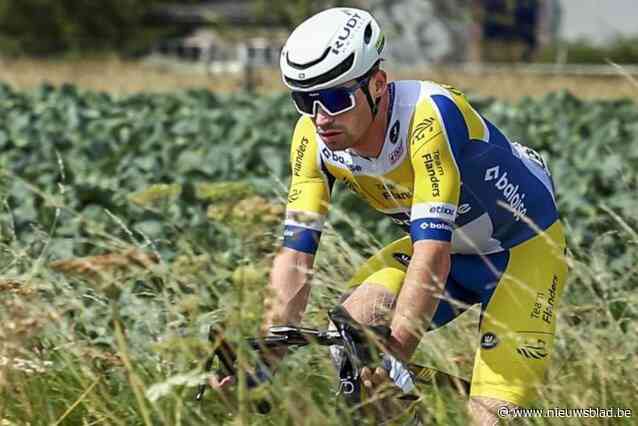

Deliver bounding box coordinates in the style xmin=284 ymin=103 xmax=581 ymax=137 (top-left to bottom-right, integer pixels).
xmin=428 ymin=205 xmax=455 ymax=217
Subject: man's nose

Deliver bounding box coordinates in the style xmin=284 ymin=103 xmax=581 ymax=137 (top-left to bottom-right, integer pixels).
xmin=315 ymin=105 xmax=334 ymax=127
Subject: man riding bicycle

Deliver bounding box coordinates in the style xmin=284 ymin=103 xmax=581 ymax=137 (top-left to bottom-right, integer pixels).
xmin=215 ymin=7 xmax=567 ymax=425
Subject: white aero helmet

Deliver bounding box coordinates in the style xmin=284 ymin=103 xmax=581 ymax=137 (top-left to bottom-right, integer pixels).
xmin=280 ymin=8 xmax=385 ymax=92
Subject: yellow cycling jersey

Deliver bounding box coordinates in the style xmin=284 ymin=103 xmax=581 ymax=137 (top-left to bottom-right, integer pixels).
xmin=283 ymin=80 xmax=558 ymax=255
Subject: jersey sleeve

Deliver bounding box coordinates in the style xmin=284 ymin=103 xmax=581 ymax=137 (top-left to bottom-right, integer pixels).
xmin=282 ymin=117 xmax=333 ymax=254
xmin=408 ymin=95 xmax=462 ymax=243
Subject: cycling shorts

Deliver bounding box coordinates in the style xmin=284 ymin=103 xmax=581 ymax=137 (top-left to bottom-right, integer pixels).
xmin=346 ymin=220 xmax=568 ymax=407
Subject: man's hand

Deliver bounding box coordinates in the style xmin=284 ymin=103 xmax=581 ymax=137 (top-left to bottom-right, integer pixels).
xmin=209 ymin=374 xmax=236 ymax=390
xmin=360 ymin=366 xmax=410 ymax=423
xmin=361 ymin=366 xmax=389 ymax=389
xmin=207 ymin=373 xmax=237 ymax=408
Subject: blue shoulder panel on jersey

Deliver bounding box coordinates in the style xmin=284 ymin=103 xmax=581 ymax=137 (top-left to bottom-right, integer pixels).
xmin=283 ymin=225 xmax=321 ymax=254
xmin=431 ymin=95 xmax=469 ymax=159
xmin=455 ymin=188 xmax=487 ymax=227
xmin=484 ymin=119 xmax=512 ymax=151
xmin=457 ymin=124 xmax=559 ymax=249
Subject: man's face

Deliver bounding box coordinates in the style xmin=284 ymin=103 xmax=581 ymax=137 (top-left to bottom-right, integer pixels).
xmin=311 ymin=79 xmax=376 ymax=151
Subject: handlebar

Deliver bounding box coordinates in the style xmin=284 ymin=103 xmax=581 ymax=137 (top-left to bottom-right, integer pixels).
xmin=195 ymin=305 xmax=470 ymax=410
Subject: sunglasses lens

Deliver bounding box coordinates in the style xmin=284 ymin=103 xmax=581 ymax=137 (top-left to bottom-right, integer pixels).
xmin=291 ymin=88 xmax=355 ymax=116
xmin=291 ymin=92 xmax=316 ymax=115
xmin=319 ymin=89 xmax=354 ymax=115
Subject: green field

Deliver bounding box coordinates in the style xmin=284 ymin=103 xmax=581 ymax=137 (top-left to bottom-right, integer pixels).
xmin=0 ymin=79 xmax=637 ymax=425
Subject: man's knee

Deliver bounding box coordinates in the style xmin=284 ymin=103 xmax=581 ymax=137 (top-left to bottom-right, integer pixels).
xmin=338 ymin=291 xmax=352 ymax=304
xmin=341 ymin=282 xmax=396 ymax=326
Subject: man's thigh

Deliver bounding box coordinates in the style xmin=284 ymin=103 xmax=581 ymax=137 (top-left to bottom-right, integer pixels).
xmin=347 ymin=235 xmax=412 ymax=294
xmin=470 ymin=221 xmax=568 ymax=407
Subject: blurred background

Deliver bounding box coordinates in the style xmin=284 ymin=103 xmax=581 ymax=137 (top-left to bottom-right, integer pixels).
xmin=0 ymin=0 xmax=636 ymax=99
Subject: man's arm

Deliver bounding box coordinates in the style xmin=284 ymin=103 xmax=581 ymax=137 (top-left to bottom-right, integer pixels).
xmin=267 ymin=116 xmax=330 ymax=329
xmin=389 ymin=240 xmax=451 ymax=361
xmin=394 ymin=90 xmax=467 ymax=360
xmin=210 ymin=248 xmax=314 ymax=388
xmin=262 ymin=247 xmax=314 ymax=332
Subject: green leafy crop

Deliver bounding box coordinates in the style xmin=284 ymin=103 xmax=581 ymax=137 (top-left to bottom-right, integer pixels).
xmin=1 ymin=84 xmax=636 ymax=425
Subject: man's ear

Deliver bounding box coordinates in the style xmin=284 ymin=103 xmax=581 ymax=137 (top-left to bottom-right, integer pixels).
xmin=370 ymin=70 xmax=388 ymax=98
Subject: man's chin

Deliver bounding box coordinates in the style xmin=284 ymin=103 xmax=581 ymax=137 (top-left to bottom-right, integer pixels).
xmin=324 ymin=141 xmax=339 ymax=150
xmin=321 ymin=134 xmax=347 ymax=150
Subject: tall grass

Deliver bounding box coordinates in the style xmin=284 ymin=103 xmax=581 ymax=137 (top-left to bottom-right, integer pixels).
xmin=1 ymin=71 xmax=637 ymax=424
xmin=0 ymin=175 xmax=636 ymax=425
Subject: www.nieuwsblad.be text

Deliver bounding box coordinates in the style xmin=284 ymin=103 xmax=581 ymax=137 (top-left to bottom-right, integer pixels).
xmin=498 ymin=407 xmax=633 ymax=418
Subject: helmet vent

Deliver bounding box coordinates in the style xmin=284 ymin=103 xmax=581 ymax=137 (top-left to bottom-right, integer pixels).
xmin=364 ymin=23 xmax=373 ymax=44
xmin=285 ymin=52 xmax=355 ymax=89
xmin=286 ymin=47 xmax=332 ymax=70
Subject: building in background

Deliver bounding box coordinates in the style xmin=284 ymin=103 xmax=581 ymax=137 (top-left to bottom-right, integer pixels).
xmin=467 ymin=0 xmax=561 ymax=63
xmin=146 ymin=0 xmax=286 ymax=75
xmin=351 ymin=0 xmax=560 ymax=65
xmin=144 ymin=0 xmax=638 ymax=72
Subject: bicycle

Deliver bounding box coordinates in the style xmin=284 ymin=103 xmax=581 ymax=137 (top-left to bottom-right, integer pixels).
xmin=195 ymin=305 xmax=470 ymax=424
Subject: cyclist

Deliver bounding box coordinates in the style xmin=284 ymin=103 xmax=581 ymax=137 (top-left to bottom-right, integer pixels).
xmin=215 ymin=7 xmax=567 ymax=425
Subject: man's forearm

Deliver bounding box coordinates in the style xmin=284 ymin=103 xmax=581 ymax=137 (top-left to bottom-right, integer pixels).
xmin=262 ymin=248 xmax=314 ymax=333
xmin=390 ymin=242 xmax=451 ymax=361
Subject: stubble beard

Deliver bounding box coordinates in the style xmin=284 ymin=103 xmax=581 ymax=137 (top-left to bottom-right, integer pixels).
xmin=324 ymin=131 xmax=354 ymax=151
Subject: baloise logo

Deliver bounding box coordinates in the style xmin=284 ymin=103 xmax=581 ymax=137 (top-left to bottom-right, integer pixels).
xmin=484 ymin=166 xmax=528 ymax=221
xmin=322 ymin=148 xmax=362 ymax=172
xmin=419 ymin=221 xmax=452 ymax=231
